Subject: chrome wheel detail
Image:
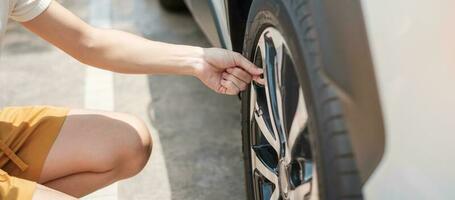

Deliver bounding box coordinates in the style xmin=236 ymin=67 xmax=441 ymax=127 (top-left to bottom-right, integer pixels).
xmin=249 ymin=27 xmax=317 ymax=200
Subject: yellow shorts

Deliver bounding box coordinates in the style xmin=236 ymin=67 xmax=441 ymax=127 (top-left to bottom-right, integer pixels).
xmin=0 ymin=106 xmax=69 ymax=200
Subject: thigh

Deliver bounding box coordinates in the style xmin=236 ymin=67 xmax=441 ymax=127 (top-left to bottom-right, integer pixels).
xmin=38 ymin=109 xmax=151 ymax=183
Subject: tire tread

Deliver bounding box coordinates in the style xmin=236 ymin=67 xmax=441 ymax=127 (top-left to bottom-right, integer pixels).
xmin=290 ymin=1 xmax=363 ymax=199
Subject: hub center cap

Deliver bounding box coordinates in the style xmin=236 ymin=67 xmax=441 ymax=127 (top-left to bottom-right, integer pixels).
xmin=278 ymin=159 xmax=290 ymax=198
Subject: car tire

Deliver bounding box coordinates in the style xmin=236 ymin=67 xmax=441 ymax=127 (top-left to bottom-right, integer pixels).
xmin=240 ymin=0 xmax=363 ymax=199
xmin=159 ymin=0 xmax=187 ymax=11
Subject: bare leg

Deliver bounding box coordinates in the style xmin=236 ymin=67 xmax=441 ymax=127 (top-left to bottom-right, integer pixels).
xmin=38 ymin=109 xmax=152 ymax=197
xmin=32 ymin=184 xmax=77 ymax=200
xmin=43 ymin=170 xmax=117 ymax=198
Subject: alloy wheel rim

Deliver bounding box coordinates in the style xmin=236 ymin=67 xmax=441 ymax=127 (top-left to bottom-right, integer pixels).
xmin=249 ymin=27 xmax=318 ymax=200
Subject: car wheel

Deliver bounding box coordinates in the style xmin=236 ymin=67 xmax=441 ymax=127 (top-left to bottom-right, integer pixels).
xmin=159 ymin=0 xmax=187 ymax=11
xmin=240 ymin=0 xmax=363 ymax=199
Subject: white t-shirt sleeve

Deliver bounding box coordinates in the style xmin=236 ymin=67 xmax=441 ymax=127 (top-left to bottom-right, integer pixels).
xmin=9 ymin=0 xmax=52 ymax=22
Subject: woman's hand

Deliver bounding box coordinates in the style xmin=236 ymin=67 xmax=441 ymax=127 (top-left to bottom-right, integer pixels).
xmin=194 ymin=48 xmax=263 ymax=95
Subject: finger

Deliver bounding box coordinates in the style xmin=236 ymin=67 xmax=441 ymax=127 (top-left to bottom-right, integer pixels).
xmin=222 ymin=72 xmax=247 ymax=91
xmin=221 ymin=79 xmax=240 ymax=95
xmin=232 ymin=52 xmax=263 ymax=76
xmin=222 ymin=72 xmax=245 ymax=91
xmin=217 ymin=85 xmax=228 ymax=94
xmin=222 ymin=72 xmax=251 ymax=91
xmin=253 ymin=75 xmax=266 ymax=85
xmin=221 ymin=79 xmax=239 ymax=95
xmin=226 ymin=67 xmax=252 ymax=83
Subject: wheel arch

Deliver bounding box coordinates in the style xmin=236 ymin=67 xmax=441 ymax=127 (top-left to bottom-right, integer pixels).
xmin=227 ymin=0 xmax=253 ymax=52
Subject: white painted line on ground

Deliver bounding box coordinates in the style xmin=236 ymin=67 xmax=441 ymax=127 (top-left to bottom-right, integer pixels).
xmin=84 ymin=67 xmax=114 ymax=110
xmin=83 ymin=0 xmax=117 ymax=199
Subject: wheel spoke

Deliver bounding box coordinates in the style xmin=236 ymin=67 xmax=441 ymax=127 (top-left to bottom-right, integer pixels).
xmin=257 ymin=34 xmax=267 ymax=79
xmin=254 ymin=110 xmax=280 ymax=154
xmin=270 ymin=189 xmax=280 ymax=200
xmin=257 ymin=34 xmax=280 ymax=142
xmin=252 ymin=150 xmax=279 ymax=186
xmin=288 ymin=163 xmax=317 ymax=200
xmin=289 ymin=182 xmax=311 ymax=199
xmin=274 ymin=41 xmax=285 ymax=138
xmin=263 ymin=33 xmax=285 ymax=156
xmin=288 ymin=89 xmax=308 ymax=151
xmin=250 ymin=84 xmax=257 ymax=120
xmin=250 ymin=79 xmax=280 ymax=153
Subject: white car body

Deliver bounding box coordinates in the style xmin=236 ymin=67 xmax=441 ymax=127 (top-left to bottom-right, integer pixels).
xmin=362 ymin=1 xmax=455 ymax=199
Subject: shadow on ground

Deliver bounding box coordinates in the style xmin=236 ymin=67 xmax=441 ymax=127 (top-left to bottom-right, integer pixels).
xmin=125 ymin=0 xmax=246 ymax=199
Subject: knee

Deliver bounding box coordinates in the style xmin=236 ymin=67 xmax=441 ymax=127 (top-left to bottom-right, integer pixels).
xmin=115 ymin=114 xmax=152 ymax=178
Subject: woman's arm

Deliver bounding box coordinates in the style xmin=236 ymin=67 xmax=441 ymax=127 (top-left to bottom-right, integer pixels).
xmin=22 ymin=1 xmax=262 ymax=95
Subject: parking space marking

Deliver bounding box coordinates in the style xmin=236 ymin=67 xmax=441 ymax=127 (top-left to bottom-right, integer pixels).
xmin=83 ymin=0 xmax=117 ymax=200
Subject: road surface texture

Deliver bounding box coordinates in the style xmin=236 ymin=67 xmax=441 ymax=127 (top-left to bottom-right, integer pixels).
xmin=0 ymin=0 xmax=245 ymax=199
